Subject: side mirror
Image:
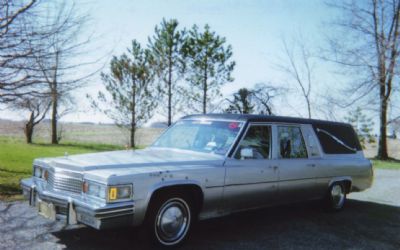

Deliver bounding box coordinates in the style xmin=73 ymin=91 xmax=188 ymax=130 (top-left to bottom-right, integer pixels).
xmin=240 ymin=148 xmax=254 ymax=159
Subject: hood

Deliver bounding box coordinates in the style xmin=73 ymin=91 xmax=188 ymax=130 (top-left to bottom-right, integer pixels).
xmin=34 ymin=147 xmax=225 ymax=173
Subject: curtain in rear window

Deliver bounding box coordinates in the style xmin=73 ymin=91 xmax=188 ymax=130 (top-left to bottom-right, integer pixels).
xmin=312 ymin=123 xmax=362 ymax=154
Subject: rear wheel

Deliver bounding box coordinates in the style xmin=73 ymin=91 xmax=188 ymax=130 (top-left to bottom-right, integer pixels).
xmin=147 ymin=192 xmax=193 ymax=247
xmin=326 ymin=182 xmax=346 ymax=211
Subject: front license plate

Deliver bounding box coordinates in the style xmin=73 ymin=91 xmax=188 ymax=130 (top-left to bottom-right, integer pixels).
xmin=38 ymin=201 xmax=56 ymax=221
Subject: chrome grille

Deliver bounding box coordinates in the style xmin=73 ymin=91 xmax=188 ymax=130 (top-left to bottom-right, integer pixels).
xmin=48 ymin=170 xmax=83 ymax=194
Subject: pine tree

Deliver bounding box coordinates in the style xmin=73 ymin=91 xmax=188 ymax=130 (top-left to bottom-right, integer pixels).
xmin=90 ymin=40 xmax=156 ymax=148
xmin=148 ymin=19 xmax=186 ymax=126
xmin=183 ymin=24 xmax=235 ymax=114
xmin=225 ymin=88 xmax=255 ymax=114
xmin=345 ymin=107 xmax=375 ymax=149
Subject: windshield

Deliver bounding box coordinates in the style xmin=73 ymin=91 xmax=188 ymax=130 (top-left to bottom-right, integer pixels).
xmin=152 ymin=120 xmax=244 ymax=155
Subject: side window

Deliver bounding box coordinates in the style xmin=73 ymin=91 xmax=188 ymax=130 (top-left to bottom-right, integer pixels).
xmin=278 ymin=126 xmax=308 ymax=159
xmin=235 ymin=125 xmax=271 ymax=160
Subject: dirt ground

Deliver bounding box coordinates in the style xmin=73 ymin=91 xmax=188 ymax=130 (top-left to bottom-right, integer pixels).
xmin=0 ymin=169 xmax=399 ymax=250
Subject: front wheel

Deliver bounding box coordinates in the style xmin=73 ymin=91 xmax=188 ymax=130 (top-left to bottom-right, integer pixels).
xmin=147 ymin=194 xmax=192 ymax=247
xmin=325 ymin=182 xmax=346 ymax=211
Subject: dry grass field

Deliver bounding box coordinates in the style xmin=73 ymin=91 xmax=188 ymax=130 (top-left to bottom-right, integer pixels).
xmin=0 ymin=119 xmax=164 ymax=147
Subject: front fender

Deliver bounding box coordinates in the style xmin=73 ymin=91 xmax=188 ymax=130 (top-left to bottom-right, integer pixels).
xmin=133 ymin=179 xmax=204 ymax=226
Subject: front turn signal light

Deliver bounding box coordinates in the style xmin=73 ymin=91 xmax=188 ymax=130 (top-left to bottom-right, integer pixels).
xmin=107 ymin=185 xmax=133 ymax=203
xmin=109 ymin=187 xmax=117 ymax=200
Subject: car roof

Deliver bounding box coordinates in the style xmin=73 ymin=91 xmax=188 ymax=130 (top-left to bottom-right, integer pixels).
xmin=181 ymin=113 xmax=351 ymax=127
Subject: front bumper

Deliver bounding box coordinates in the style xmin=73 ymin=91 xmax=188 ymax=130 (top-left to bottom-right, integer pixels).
xmin=21 ymin=178 xmax=135 ymax=229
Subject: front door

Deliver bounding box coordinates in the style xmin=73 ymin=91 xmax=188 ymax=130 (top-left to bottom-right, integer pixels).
xmin=223 ymin=124 xmax=279 ymax=212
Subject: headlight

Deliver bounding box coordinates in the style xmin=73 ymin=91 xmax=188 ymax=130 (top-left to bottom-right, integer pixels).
xmin=83 ymin=180 xmax=106 ymax=199
xmin=107 ymin=185 xmax=133 ymax=202
xmin=33 ymin=165 xmax=48 ymax=180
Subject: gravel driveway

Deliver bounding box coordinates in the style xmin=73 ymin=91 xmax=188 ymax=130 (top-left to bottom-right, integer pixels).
xmin=1 ymin=169 xmax=399 ymax=250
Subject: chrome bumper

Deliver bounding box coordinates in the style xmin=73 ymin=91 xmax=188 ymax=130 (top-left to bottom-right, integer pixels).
xmin=21 ymin=178 xmax=135 ymax=229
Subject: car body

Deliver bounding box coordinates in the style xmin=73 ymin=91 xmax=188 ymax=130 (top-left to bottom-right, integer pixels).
xmin=21 ymin=114 xmax=373 ymax=246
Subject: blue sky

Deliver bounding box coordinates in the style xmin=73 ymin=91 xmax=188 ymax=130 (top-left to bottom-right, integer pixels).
xmin=1 ymin=0 xmax=343 ymax=124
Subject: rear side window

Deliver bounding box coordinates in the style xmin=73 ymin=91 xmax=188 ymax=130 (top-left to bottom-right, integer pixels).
xmin=313 ymin=123 xmax=361 ymax=154
xmin=278 ymin=126 xmax=308 ymax=159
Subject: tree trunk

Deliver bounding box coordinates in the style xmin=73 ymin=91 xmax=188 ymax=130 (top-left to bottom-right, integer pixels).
xmin=130 ymin=123 xmax=136 ymax=148
xmin=131 ymin=76 xmax=136 ymax=148
xmin=266 ymin=105 xmax=272 ymax=115
xmin=25 ymin=123 xmax=33 ymax=144
xmin=51 ymin=86 xmax=58 ymax=144
xmin=203 ymin=63 xmax=207 ymax=114
xmin=167 ymin=59 xmax=172 ymax=126
xmin=307 ymin=99 xmax=311 ymax=119
xmin=377 ymin=91 xmax=389 ymax=160
xmin=24 ymin=112 xmax=34 ymax=144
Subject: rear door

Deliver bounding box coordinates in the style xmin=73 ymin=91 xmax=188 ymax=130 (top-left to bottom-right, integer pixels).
xmin=276 ymin=124 xmax=319 ymax=202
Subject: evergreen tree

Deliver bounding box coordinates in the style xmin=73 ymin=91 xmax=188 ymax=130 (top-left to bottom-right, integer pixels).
xmin=148 ymin=19 xmax=186 ymax=126
xmin=224 ymin=84 xmax=282 ymax=115
xmin=183 ymin=24 xmax=235 ymax=114
xmin=225 ymin=88 xmax=255 ymax=114
xmin=90 ymin=40 xmax=156 ymax=148
xmin=345 ymin=107 xmax=375 ymax=148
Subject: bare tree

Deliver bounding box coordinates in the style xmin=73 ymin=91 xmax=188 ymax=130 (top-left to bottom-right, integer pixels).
xmin=278 ymin=37 xmax=314 ymax=119
xmin=326 ymin=0 xmax=400 ymax=160
xmin=0 ymin=0 xmax=41 ymax=103
xmin=12 ymin=97 xmax=51 ymax=143
xmin=30 ymin=1 xmax=96 ymax=144
xmin=252 ymin=83 xmax=284 ymax=115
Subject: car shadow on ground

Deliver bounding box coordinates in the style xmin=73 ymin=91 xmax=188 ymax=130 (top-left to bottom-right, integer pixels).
xmin=52 ymin=199 xmax=400 ymax=250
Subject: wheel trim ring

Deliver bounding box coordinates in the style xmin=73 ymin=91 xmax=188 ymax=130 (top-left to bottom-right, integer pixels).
xmin=155 ymin=198 xmax=191 ymax=245
xmin=331 ymin=184 xmax=345 ymax=208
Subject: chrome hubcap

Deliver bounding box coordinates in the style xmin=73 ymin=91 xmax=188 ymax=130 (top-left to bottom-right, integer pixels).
xmin=155 ymin=199 xmax=190 ymax=245
xmin=331 ymin=184 xmax=345 ymax=208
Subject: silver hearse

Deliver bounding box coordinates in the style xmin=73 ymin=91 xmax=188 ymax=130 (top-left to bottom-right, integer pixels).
xmin=21 ymin=114 xmax=373 ymax=246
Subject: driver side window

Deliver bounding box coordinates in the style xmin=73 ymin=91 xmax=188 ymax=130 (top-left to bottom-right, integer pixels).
xmin=235 ymin=125 xmax=271 ymax=160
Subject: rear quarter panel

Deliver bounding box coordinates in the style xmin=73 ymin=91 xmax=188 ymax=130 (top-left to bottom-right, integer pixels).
xmin=314 ymin=154 xmax=373 ymax=197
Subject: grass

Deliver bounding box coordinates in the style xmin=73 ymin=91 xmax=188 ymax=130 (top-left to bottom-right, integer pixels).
xmin=0 ymin=136 xmax=124 ymax=200
xmin=371 ymin=159 xmax=400 ymax=170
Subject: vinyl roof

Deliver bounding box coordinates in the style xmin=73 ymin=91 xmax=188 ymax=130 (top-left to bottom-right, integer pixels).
xmin=181 ymin=113 xmax=351 ymax=127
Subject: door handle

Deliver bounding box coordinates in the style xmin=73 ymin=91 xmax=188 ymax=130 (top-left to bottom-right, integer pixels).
xmin=307 ymin=163 xmax=316 ymax=167
xmin=269 ymin=165 xmax=278 ymax=170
